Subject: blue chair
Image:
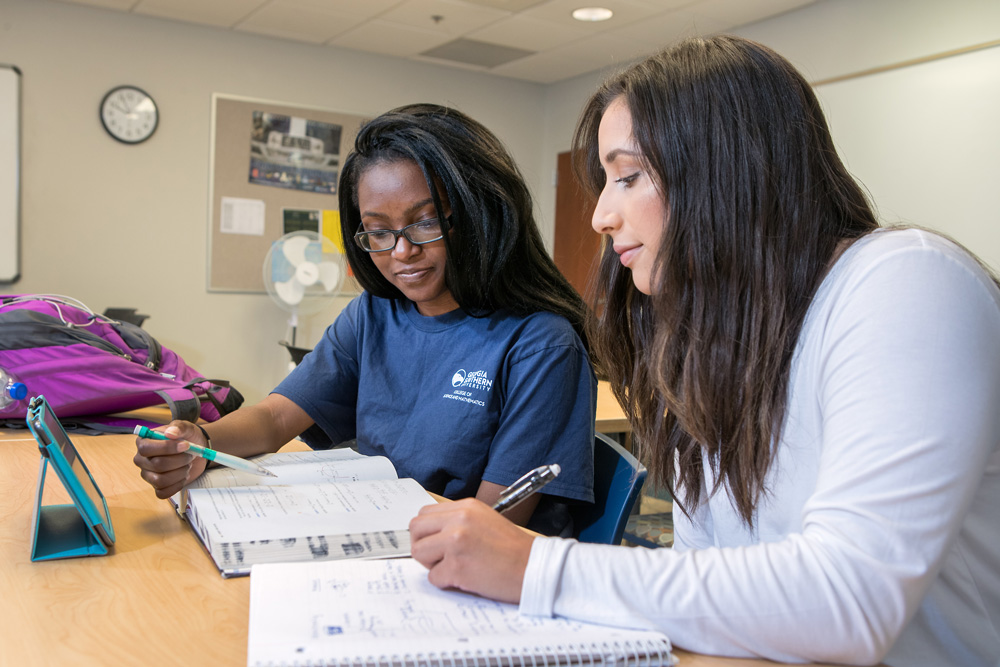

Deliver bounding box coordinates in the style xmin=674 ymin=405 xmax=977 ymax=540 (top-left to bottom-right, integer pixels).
xmin=573 ymin=432 xmax=648 ymax=544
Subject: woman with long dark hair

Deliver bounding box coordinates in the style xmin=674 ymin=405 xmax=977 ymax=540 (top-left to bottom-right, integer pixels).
xmin=341 ymin=103 xmax=590 ymax=340
xmin=411 ymin=37 xmax=1000 ymax=666
xmin=135 ymin=104 xmax=596 ymax=536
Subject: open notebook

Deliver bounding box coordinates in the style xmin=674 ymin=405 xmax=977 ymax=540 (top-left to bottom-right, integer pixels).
xmin=248 ymin=558 xmax=677 ymax=667
xmin=172 ymin=448 xmax=434 ymax=577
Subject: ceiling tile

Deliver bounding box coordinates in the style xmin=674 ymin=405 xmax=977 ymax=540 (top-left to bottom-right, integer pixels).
xmin=459 ymin=0 xmax=548 ymax=10
xmin=48 ymin=0 xmax=825 ymax=83
xmin=378 ymin=0 xmax=511 ymax=36
xmin=133 ymin=0 xmax=269 ymax=27
xmin=519 ymin=0 xmax=662 ymax=30
xmin=235 ymin=0 xmax=370 ymax=43
xmin=622 ymin=0 xmax=702 ymax=10
xmin=690 ymin=0 xmax=815 ymax=26
xmin=468 ymin=14 xmax=589 ymax=51
xmin=328 ymin=19 xmax=451 ymax=58
xmin=600 ymin=7 xmax=728 ymax=57
xmin=490 ymin=34 xmax=629 ymax=83
xmin=52 ymin=0 xmax=138 ymax=10
xmin=275 ymin=0 xmax=401 ymax=14
xmin=489 ymin=52 xmax=583 ymax=84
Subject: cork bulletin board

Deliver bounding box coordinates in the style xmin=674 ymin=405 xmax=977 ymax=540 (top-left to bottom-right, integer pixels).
xmin=206 ymin=94 xmax=368 ymax=292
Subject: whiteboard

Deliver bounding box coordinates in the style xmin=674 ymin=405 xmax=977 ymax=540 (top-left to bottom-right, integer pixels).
xmin=0 ymin=65 xmax=19 ymax=283
xmin=815 ymin=45 xmax=1000 ymax=272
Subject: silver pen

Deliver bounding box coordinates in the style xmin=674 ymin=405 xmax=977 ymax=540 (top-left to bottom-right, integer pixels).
xmin=492 ymin=464 xmax=561 ymax=514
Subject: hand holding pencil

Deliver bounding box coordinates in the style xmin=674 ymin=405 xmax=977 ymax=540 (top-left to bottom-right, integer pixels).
xmin=134 ymin=425 xmax=276 ymax=477
xmin=133 ymin=421 xmax=276 ymax=498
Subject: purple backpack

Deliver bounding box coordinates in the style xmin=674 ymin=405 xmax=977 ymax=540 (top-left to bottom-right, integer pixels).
xmin=0 ymin=295 xmax=244 ymax=433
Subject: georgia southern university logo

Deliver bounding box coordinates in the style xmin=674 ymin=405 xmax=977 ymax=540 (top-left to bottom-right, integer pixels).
xmin=444 ymin=368 xmax=493 ymax=407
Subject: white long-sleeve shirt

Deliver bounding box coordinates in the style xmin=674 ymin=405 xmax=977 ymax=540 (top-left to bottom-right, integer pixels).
xmin=521 ymin=229 xmax=1000 ymax=666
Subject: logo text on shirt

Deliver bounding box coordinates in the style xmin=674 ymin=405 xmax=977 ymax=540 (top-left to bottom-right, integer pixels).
xmin=444 ymin=368 xmax=492 ymax=407
xmin=451 ymin=369 xmax=493 ymax=390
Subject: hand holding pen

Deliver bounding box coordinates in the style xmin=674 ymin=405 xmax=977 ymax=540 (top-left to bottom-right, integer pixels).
xmin=134 ymin=425 xmax=277 ymax=478
xmin=493 ymin=464 xmax=560 ymax=514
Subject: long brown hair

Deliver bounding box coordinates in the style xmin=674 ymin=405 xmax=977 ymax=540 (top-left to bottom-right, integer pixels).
xmin=575 ymin=36 xmax=878 ymax=526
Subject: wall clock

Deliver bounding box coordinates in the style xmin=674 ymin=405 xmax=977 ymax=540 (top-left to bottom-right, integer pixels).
xmin=99 ymin=85 xmax=158 ymax=144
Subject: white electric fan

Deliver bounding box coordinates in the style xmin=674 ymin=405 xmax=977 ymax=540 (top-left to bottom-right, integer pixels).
xmin=263 ymin=230 xmax=346 ymax=361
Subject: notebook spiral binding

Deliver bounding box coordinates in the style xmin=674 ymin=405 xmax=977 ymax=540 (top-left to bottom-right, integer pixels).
xmin=255 ymin=638 xmax=676 ymax=667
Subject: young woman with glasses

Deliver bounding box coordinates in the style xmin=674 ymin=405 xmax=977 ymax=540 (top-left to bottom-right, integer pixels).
xmin=408 ymin=37 xmax=1000 ymax=666
xmin=134 ymin=104 xmax=595 ymax=536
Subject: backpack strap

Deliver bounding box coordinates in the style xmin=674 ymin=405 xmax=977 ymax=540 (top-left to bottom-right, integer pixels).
xmin=184 ymin=378 xmax=245 ymax=419
xmin=215 ymin=384 xmax=244 ymax=416
xmin=154 ymin=388 xmax=202 ymax=423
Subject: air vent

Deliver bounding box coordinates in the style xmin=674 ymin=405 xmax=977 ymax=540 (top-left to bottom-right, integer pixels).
xmin=420 ymin=38 xmax=535 ymax=68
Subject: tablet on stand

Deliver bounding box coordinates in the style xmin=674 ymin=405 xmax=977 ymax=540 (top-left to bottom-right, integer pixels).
xmin=26 ymin=395 xmax=115 ymax=561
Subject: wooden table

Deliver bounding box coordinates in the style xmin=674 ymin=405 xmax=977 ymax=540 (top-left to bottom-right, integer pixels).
xmin=596 ymin=380 xmax=630 ymax=435
xmin=0 ymin=429 xmax=842 ymax=666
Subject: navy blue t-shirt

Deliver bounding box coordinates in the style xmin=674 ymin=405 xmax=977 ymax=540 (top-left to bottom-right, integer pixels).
xmin=273 ymin=294 xmax=596 ymax=533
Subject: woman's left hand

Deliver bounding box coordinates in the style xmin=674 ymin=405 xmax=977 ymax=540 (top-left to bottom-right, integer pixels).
xmin=409 ymin=498 xmax=536 ymax=604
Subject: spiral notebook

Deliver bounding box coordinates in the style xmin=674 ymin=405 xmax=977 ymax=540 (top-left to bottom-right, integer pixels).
xmin=248 ymin=558 xmax=677 ymax=667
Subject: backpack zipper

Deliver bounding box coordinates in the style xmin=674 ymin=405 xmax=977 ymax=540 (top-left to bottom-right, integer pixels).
xmin=0 ymin=320 xmax=133 ymax=359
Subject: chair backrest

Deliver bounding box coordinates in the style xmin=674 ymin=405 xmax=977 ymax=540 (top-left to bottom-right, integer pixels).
xmin=573 ymin=432 xmax=647 ymax=545
xmin=279 ymin=341 xmax=312 ymax=366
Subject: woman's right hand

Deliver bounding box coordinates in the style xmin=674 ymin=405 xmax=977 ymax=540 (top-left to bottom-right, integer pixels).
xmin=133 ymin=421 xmax=210 ymax=499
xmin=409 ymin=498 xmax=535 ymax=604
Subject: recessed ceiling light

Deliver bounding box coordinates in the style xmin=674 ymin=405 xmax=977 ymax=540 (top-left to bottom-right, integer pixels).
xmin=572 ymin=7 xmax=613 ymax=22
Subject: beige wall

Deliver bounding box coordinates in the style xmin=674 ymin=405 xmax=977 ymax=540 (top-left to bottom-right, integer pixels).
xmin=0 ymin=0 xmax=547 ymax=403
xmin=739 ymin=0 xmax=1000 ymax=273
xmin=536 ymin=0 xmax=1000 ymax=273
xmin=3 ymin=0 xmax=999 ymax=404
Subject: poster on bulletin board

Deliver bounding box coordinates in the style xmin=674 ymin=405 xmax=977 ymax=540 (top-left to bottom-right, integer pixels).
xmin=207 ymin=94 xmax=368 ymax=293
xmin=0 ymin=65 xmax=21 ymax=284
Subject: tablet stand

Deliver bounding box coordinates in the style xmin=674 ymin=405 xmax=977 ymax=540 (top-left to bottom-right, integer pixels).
xmin=30 ymin=456 xmax=110 ymax=561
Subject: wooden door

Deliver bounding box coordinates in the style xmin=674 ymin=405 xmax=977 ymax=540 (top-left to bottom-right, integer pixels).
xmin=553 ymin=151 xmax=601 ymax=302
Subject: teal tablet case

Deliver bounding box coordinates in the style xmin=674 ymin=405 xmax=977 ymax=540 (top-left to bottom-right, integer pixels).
xmin=30 ymin=456 xmax=111 ymax=561
xmin=27 ymin=396 xmax=115 ymax=562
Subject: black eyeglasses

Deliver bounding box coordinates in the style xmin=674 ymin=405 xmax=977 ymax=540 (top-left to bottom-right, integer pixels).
xmin=353 ymin=216 xmax=452 ymax=253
